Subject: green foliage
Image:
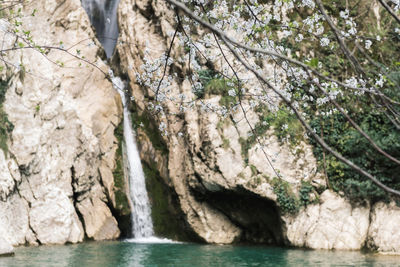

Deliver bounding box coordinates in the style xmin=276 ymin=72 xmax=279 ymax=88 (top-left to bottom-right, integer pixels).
xmin=197 ymin=69 xmax=239 ymax=108
xmin=299 ymin=181 xmax=315 ymax=206
xmin=277 ymin=0 xmax=400 ymax=203
xmin=250 ymin=164 xmax=258 ymax=176
xmin=239 ymin=136 xmax=250 ymax=165
xmin=206 ymin=78 xmax=227 ymax=94
xmin=222 ymin=137 xmax=230 ymax=150
xmin=271 ymin=178 xmax=300 ymax=214
xmin=261 ymin=106 xmax=304 ymax=146
xmin=270 ymin=178 xmax=318 ymax=214
xmin=309 ymin=111 xmax=400 ymax=202
xmin=239 ymin=105 xmax=304 ymax=167
xmin=196 ymin=69 xmax=215 ymax=98
xmin=0 ymin=80 xmax=13 ymax=154
xmin=0 ymin=82 xmax=6 ymax=103
xmin=197 ymin=69 xmax=216 ymax=95
xmin=205 ymin=78 xmax=236 ymax=107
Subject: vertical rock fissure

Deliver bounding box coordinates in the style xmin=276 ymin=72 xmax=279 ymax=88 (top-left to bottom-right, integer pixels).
xmin=70 ymin=166 xmax=88 ymax=240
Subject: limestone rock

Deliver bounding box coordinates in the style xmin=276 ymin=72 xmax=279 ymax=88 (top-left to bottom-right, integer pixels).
xmin=0 ymin=237 xmax=14 ymax=256
xmin=0 ymin=193 xmax=30 ymax=246
xmin=285 ymin=190 xmax=370 ymax=250
xmin=0 ymin=150 xmax=15 ymax=201
xmin=1 ymin=0 xmax=398 ymax=253
xmin=116 ymin=0 xmax=323 ymax=245
xmin=368 ymin=201 xmax=400 ymax=254
xmin=77 ymin=196 xmax=120 ymax=240
xmin=29 ymin=190 xmax=84 ymax=244
xmin=0 ymin=0 xmax=122 ymax=247
xmin=116 ymin=0 xmax=400 ymax=252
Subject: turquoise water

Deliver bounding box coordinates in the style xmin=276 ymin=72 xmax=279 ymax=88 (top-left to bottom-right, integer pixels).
xmin=1 ymin=241 xmax=399 ymax=267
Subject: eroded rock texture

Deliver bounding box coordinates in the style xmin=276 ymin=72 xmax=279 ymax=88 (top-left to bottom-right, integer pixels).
xmin=116 ymin=0 xmax=400 ymax=253
xmin=0 ymin=0 xmax=122 ymax=247
xmin=0 ymin=0 xmax=399 ymax=255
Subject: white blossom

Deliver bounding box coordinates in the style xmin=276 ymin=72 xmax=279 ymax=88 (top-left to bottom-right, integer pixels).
xmin=228 ymin=89 xmax=236 ymax=97
xmin=340 ymin=9 xmax=349 ymax=19
xmin=365 ymin=40 xmax=372 ymax=50
xmin=320 ymin=37 xmax=330 ymax=47
xmin=295 ymin=34 xmax=304 ymax=42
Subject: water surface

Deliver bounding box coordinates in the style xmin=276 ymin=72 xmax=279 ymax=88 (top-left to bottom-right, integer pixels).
xmin=1 ymin=241 xmax=399 ymax=267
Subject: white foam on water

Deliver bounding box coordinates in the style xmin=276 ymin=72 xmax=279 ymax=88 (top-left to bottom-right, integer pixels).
xmin=125 ymin=237 xmax=181 ymax=244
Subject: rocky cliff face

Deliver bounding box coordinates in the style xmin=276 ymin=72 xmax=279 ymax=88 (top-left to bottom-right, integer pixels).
xmin=116 ymin=0 xmax=400 ymax=254
xmin=0 ymin=0 xmax=399 ymax=256
xmin=0 ymin=0 xmax=123 ymax=249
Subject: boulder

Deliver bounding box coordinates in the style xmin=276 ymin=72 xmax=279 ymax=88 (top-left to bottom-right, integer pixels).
xmin=0 ymin=237 xmax=14 ymax=256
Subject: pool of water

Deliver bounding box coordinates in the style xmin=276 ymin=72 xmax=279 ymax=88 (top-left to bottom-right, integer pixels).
xmin=1 ymin=241 xmax=399 ymax=267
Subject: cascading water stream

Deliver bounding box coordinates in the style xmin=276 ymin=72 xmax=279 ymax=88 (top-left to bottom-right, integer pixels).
xmin=82 ymin=0 xmax=157 ymax=240
xmin=82 ymin=0 xmax=120 ymax=58
xmin=112 ymin=77 xmax=155 ymax=238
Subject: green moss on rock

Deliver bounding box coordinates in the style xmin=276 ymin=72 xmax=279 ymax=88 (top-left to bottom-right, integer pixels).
xmin=112 ymin=121 xmax=131 ymax=215
xmin=111 ymin=120 xmax=132 ymax=236
xmin=129 ymin=102 xmax=168 ymax=155
xmin=271 ymin=178 xmax=300 ymax=214
xmin=0 ymin=79 xmax=12 ymax=154
xmin=143 ymin=161 xmax=189 ymax=240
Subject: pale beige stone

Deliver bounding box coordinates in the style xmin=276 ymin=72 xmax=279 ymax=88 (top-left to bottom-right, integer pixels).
xmin=0 ymin=150 xmax=15 ymax=201
xmin=368 ymin=201 xmax=400 ymax=254
xmin=29 ymin=190 xmax=84 ymax=244
xmin=0 ymin=0 xmax=122 ymax=246
xmin=77 ymin=197 xmax=120 ymax=240
xmin=1 ymin=0 xmax=397 ymax=252
xmin=285 ymin=190 xmax=370 ymax=250
xmin=0 ymin=237 xmax=14 ymax=256
xmin=0 ymin=193 xmax=30 ymax=246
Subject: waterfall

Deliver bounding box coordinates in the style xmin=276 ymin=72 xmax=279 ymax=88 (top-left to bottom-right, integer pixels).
xmin=83 ymin=0 xmax=176 ymax=243
xmin=81 ymin=0 xmax=120 ymax=58
xmin=82 ymin=0 xmax=155 ymax=238
xmin=111 ymin=76 xmax=155 ymax=238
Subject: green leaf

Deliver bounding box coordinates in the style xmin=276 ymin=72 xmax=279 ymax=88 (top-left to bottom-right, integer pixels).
xmin=309 ymin=58 xmax=319 ymax=68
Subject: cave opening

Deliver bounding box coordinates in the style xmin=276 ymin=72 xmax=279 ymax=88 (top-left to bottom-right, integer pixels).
xmin=193 ymin=187 xmax=285 ymax=245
